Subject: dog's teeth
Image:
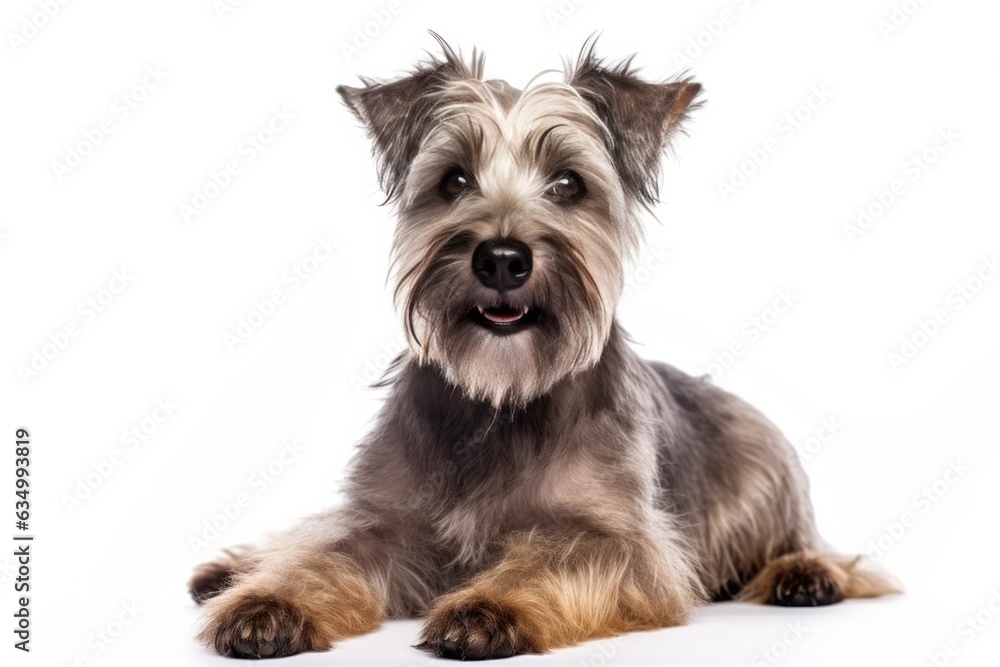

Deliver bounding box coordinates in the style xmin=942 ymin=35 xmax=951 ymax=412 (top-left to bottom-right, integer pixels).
xmin=477 ymin=306 xmax=484 ymax=314
xmin=522 ymin=306 xmax=529 ymax=314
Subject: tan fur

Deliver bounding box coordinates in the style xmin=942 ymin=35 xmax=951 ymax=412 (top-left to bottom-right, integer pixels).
xmin=831 ymin=554 xmax=904 ymax=599
xmin=188 ymin=547 xmax=248 ymax=603
xmin=419 ymin=531 xmax=699 ymax=656
xmin=736 ymin=551 xmax=901 ymax=604
xmin=197 ymin=546 xmax=385 ymax=657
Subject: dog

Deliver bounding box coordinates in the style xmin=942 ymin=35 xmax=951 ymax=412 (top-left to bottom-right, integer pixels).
xmin=190 ymin=36 xmax=897 ymax=660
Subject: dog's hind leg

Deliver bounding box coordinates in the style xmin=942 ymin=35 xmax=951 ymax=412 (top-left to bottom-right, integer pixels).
xmin=735 ymin=551 xmax=900 ymax=606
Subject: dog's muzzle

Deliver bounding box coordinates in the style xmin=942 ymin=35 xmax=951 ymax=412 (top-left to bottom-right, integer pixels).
xmin=469 ymin=239 xmax=541 ymax=333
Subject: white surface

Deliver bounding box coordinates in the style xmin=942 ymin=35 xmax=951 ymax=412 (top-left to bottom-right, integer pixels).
xmin=2 ymin=1 xmax=999 ymax=665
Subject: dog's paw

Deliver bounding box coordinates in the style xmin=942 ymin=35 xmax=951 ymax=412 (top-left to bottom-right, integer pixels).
xmin=416 ymin=597 xmax=539 ymax=660
xmin=767 ymin=557 xmax=844 ymax=607
xmin=200 ymin=594 xmax=320 ymax=659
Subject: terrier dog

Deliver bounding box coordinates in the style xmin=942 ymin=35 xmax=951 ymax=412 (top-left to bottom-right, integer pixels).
xmin=190 ymin=37 xmax=897 ymax=660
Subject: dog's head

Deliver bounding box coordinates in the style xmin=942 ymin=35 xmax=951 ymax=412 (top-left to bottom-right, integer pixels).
xmin=339 ymin=37 xmax=700 ymax=406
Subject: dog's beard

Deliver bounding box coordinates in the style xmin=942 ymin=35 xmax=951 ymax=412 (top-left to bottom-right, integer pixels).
xmin=398 ymin=235 xmax=615 ymax=407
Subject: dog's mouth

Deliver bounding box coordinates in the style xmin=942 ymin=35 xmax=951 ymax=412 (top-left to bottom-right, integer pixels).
xmin=470 ymin=304 xmax=542 ymax=334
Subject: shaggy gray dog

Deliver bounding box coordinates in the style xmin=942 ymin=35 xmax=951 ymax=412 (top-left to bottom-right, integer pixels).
xmin=191 ymin=37 xmax=896 ymax=660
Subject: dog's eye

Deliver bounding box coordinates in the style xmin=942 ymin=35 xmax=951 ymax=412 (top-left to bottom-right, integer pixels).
xmin=441 ymin=169 xmax=470 ymax=199
xmin=550 ymin=171 xmax=584 ymax=200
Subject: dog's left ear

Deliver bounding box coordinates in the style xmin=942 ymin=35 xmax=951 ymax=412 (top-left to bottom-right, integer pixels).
xmin=570 ymin=46 xmax=702 ymax=205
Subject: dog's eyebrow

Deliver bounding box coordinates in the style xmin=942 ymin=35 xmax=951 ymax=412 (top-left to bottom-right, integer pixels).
xmin=416 ymin=116 xmax=480 ymax=168
xmin=527 ymin=124 xmax=566 ymax=163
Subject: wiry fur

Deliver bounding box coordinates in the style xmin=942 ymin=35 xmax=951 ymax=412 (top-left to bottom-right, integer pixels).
xmin=192 ymin=36 xmax=898 ymax=660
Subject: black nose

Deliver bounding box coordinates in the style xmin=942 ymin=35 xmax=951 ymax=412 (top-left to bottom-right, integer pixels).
xmin=472 ymin=239 xmax=533 ymax=290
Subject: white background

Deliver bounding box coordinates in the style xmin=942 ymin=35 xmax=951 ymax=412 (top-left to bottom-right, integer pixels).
xmin=2 ymin=1 xmax=999 ymax=665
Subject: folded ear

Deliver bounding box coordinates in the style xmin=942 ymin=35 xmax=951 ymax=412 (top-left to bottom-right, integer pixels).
xmin=337 ymin=36 xmax=483 ymax=201
xmin=569 ymin=45 xmax=702 ymax=205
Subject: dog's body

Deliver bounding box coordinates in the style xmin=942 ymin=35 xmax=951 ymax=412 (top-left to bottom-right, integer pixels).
xmin=192 ymin=39 xmax=896 ymax=660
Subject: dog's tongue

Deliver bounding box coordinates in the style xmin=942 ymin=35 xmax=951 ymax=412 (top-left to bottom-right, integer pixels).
xmin=482 ymin=306 xmax=524 ymax=324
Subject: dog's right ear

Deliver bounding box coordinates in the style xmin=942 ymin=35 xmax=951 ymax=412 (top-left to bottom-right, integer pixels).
xmin=337 ymin=36 xmax=483 ymax=201
xmin=337 ymin=70 xmax=445 ymax=202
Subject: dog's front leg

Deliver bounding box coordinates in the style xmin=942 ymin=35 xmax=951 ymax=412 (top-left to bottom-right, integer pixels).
xmin=196 ymin=526 xmax=388 ymax=659
xmin=417 ymin=527 xmax=702 ymax=659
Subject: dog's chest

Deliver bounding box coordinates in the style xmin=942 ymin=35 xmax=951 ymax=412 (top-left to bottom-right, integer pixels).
xmin=429 ymin=459 xmax=555 ymax=564
xmin=414 ymin=421 xmax=559 ymax=554
xmin=424 ymin=432 xmax=631 ymax=566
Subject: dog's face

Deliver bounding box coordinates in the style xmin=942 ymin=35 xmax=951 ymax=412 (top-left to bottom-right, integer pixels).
xmin=339 ymin=40 xmax=700 ymax=406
